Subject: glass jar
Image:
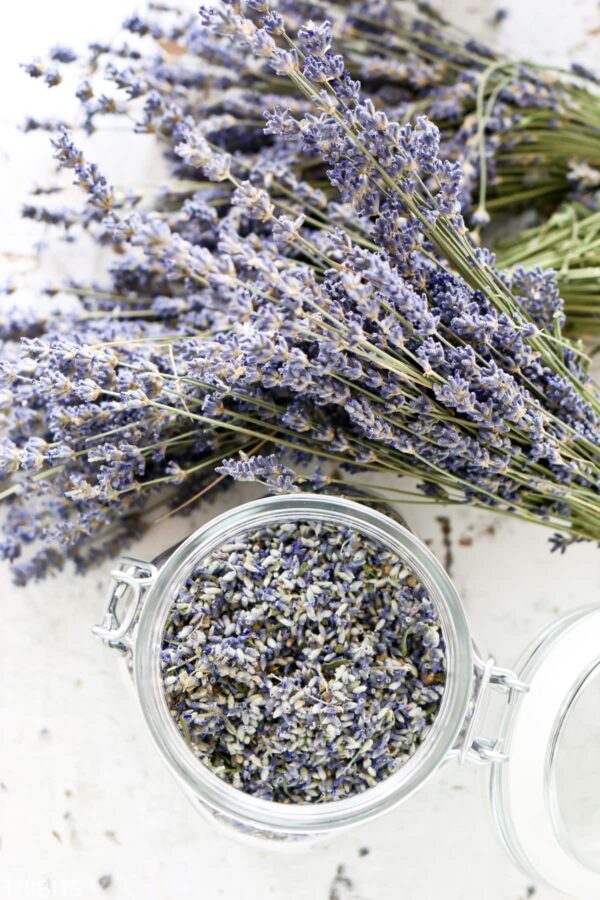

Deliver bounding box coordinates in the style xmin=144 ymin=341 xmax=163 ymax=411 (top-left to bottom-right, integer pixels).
xmin=93 ymin=494 xmax=600 ymax=896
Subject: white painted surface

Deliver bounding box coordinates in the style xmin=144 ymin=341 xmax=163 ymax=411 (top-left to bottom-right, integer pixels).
xmin=1 ymin=2 xmax=599 ymax=899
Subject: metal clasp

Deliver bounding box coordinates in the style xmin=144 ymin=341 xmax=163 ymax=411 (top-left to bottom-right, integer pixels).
xmin=457 ymin=654 xmax=529 ymax=766
xmin=92 ymin=557 xmax=157 ymax=654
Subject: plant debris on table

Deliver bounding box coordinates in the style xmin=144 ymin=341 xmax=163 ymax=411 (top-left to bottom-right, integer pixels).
xmin=161 ymin=520 xmax=446 ymax=803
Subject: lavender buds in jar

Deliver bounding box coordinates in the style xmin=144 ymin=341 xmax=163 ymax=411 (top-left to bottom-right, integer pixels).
xmin=95 ymin=496 xmax=600 ymax=893
xmin=160 ymin=521 xmax=446 ymax=804
xmin=94 ymin=495 xmax=474 ymax=843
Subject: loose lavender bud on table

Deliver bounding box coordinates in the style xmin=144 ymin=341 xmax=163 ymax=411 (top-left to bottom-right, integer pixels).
xmin=161 ymin=521 xmax=446 ymax=804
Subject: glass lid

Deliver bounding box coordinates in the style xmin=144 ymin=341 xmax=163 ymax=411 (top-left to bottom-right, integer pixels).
xmin=489 ymin=606 xmax=600 ymax=898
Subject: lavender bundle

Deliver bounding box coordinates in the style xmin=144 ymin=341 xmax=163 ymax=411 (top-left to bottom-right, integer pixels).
xmin=496 ymin=197 xmax=600 ymax=337
xmin=258 ymin=0 xmax=600 ymax=334
xmin=21 ymin=3 xmax=600 ymax=336
xmin=1 ymin=3 xmax=599 ymax=582
xmin=320 ymin=0 xmax=600 ymax=337
xmin=323 ymin=0 xmax=600 ymax=220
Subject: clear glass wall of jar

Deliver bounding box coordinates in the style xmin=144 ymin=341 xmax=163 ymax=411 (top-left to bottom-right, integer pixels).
xmin=132 ymin=495 xmax=473 ymax=840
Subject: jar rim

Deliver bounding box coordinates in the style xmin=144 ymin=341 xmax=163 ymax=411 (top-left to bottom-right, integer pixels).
xmin=134 ymin=494 xmax=474 ymax=833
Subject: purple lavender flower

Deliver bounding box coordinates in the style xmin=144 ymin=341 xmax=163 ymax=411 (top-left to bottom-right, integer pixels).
xmin=162 ymin=520 xmax=446 ymax=802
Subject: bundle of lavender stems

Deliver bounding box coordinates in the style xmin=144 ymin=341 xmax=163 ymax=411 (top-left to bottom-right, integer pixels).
xmin=496 ymin=201 xmax=600 ymax=337
xmin=1 ymin=0 xmax=599 ymax=582
xmin=20 ymin=1 xmax=600 ymax=334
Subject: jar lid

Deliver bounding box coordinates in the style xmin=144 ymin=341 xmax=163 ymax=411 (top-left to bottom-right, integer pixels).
xmin=489 ymin=606 xmax=600 ymax=897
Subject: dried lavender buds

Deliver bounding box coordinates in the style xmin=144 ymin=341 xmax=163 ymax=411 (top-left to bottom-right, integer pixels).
xmin=161 ymin=520 xmax=446 ymax=804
